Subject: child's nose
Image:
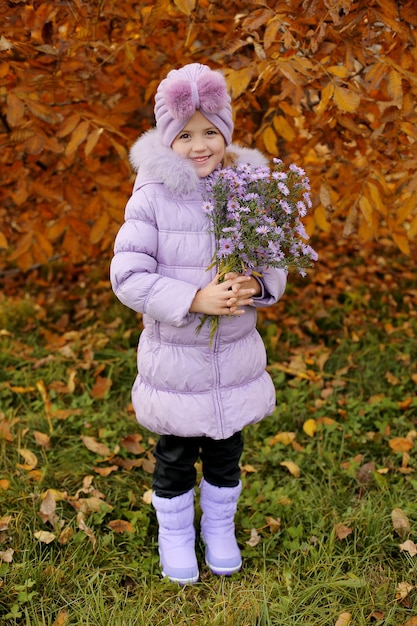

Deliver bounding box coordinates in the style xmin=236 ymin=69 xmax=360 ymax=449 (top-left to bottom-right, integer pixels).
xmin=192 ymin=136 xmax=206 ymax=151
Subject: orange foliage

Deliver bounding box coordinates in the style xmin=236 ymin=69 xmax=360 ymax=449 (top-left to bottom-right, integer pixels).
xmin=1 ymin=0 xmax=417 ymax=273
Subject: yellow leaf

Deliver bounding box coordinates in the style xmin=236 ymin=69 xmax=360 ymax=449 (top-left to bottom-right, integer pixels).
xmin=224 ymin=66 xmax=253 ymax=100
xmin=316 ymin=82 xmax=334 ymax=116
xmin=0 ymin=231 xmax=8 ymax=248
xmin=389 ymin=437 xmax=413 ymax=453
xmin=328 ymin=65 xmax=350 ymax=79
xmin=391 ymin=227 xmax=410 ymax=256
xmin=366 ymin=181 xmax=387 ymax=216
xmin=84 ymin=127 xmax=103 ymax=157
xmin=56 ymin=113 xmax=81 ymax=138
xmin=314 ymin=204 xmax=331 ymax=232
xmin=17 ymin=448 xmax=38 ymax=470
xmin=272 ymin=115 xmax=296 ymax=141
xmin=408 ymin=213 xmax=417 ymax=239
xmin=0 ymin=479 xmax=10 ymax=491
xmin=34 ymin=530 xmax=56 ymax=544
xmin=52 ymin=610 xmax=69 ymax=626
xmin=142 ymin=489 xmax=153 ymax=504
xmin=173 ymin=0 xmax=195 ymax=15
xmin=90 ymin=212 xmax=110 ymax=245
xmin=262 ymin=126 xmax=277 ymax=154
xmin=33 ymin=431 xmax=51 ymax=448
xmin=396 ymin=193 xmax=416 ymax=223
xmin=303 ymin=418 xmax=317 ymax=437
xmin=264 ymin=16 xmax=282 ymax=50
xmin=387 ymin=69 xmax=402 ymax=101
xmin=359 ymin=194 xmax=375 ymax=228
xmin=280 ymin=460 xmax=301 ymax=478
xmin=333 ymin=85 xmax=360 ymax=113
xmin=65 ymin=120 xmax=90 ymax=156
xmin=269 ymin=432 xmax=296 ymax=446
xmin=335 ymin=612 xmax=351 ymax=626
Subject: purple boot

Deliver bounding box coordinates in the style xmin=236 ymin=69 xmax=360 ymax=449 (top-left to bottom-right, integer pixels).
xmin=152 ymin=490 xmax=199 ymax=584
xmin=200 ymin=479 xmax=242 ymax=576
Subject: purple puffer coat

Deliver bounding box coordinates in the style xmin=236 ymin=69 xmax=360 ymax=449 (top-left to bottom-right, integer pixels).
xmin=110 ymin=129 xmax=287 ymax=440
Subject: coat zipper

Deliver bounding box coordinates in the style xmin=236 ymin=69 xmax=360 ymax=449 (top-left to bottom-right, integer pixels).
xmin=212 ymin=318 xmax=225 ymax=439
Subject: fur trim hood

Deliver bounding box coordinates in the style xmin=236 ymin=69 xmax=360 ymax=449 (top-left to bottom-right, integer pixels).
xmin=129 ymin=128 xmax=269 ymax=196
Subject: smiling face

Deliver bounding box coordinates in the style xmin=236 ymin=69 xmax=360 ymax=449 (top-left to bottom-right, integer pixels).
xmin=171 ymin=110 xmax=226 ymax=178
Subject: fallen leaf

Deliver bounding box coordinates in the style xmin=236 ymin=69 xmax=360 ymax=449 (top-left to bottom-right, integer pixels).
xmin=0 ymin=419 xmax=14 ymax=442
xmin=280 ymin=460 xmax=301 ymax=478
xmin=303 ymin=418 xmax=317 ymax=437
xmin=90 ymin=376 xmax=112 ymax=399
xmin=399 ymin=540 xmax=417 ymax=557
xmin=34 ymin=530 xmax=56 ymax=544
xmin=81 ymin=435 xmax=111 ymax=457
xmin=241 ymin=463 xmax=257 ymax=473
xmin=52 ymin=610 xmax=69 ymax=626
xmin=389 ymin=437 xmax=414 ymax=453
xmin=265 ymin=516 xmax=281 ymax=534
xmin=0 ymin=479 xmax=10 ymax=491
xmin=0 ymin=516 xmax=11 ymax=531
xmin=17 ymin=448 xmax=38 ymax=470
xmin=39 ymin=489 xmax=58 ymax=526
xmin=93 ymin=465 xmax=119 ymax=476
xmin=142 ymin=457 xmax=156 ymax=474
xmin=396 ymin=581 xmax=413 ymax=600
xmin=33 ymin=431 xmax=51 ymax=448
xmin=357 ymin=461 xmax=375 ymax=484
xmin=142 ymin=488 xmax=153 ymax=504
xmin=392 ymin=508 xmax=411 ymax=537
xmin=0 ymin=548 xmax=14 ymax=563
xmin=120 ymin=434 xmax=145 ymax=455
xmin=270 ymin=431 xmax=296 ymax=446
xmin=334 ymin=524 xmax=353 ymax=540
xmin=108 ymin=519 xmax=135 ymax=534
xmin=246 ymin=528 xmax=261 ymax=547
xmin=335 ymin=612 xmax=351 ymax=626
xmin=77 ymin=513 xmax=96 ymax=547
xmin=58 ymin=526 xmax=74 ymax=545
xmin=403 ymin=617 xmax=417 ymax=626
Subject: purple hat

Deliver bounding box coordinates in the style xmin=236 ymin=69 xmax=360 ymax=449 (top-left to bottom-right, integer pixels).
xmin=154 ymin=63 xmax=234 ymax=147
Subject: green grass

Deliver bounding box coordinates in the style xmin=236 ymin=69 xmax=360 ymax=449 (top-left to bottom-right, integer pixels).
xmin=1 ymin=247 xmax=417 ymax=625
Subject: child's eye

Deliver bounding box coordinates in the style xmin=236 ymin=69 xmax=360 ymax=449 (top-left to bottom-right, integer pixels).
xmin=207 ymin=130 xmax=217 ymax=136
xmin=179 ymin=133 xmax=190 ymax=140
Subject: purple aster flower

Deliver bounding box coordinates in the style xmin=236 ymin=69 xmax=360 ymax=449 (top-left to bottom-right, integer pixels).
xmin=218 ymin=237 xmax=235 ymax=257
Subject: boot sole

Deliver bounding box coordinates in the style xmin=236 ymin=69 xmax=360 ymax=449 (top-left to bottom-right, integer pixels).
xmin=205 ymin=558 xmax=242 ymax=576
xmin=161 ymin=569 xmax=199 ymax=584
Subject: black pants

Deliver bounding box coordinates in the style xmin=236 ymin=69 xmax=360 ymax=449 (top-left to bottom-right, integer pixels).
xmin=152 ymin=431 xmax=244 ymax=498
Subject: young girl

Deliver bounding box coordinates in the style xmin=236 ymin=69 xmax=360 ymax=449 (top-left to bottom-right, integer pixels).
xmin=110 ymin=63 xmax=287 ymax=584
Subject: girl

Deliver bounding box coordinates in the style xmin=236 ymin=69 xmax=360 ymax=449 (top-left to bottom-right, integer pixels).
xmin=110 ymin=63 xmax=287 ymax=584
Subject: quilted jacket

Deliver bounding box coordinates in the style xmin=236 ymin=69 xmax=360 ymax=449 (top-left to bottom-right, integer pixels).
xmin=110 ymin=129 xmax=287 ymax=440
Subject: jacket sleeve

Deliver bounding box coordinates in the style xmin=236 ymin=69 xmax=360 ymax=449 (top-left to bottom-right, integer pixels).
xmin=110 ymin=190 xmax=199 ymax=328
xmin=251 ymin=266 xmax=287 ymax=307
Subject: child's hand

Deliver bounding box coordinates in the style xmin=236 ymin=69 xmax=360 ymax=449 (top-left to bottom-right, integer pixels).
xmin=223 ymin=272 xmax=261 ymax=312
xmin=190 ymin=273 xmax=257 ymax=316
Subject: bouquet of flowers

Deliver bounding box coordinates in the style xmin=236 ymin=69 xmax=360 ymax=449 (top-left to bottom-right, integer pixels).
xmin=197 ymin=157 xmax=318 ymax=341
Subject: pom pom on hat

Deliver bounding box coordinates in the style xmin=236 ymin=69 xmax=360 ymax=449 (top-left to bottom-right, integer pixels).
xmin=154 ymin=63 xmax=234 ymax=147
